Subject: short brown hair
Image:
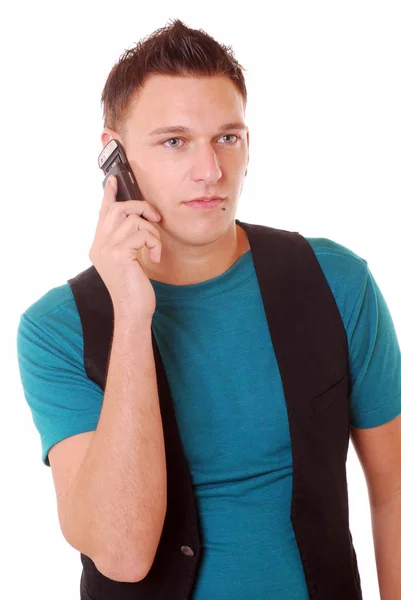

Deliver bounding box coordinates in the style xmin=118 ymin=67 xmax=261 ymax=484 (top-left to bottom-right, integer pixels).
xmin=100 ymin=18 xmax=247 ymax=138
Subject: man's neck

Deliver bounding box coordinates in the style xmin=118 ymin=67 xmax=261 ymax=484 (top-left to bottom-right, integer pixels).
xmin=137 ymin=223 xmax=250 ymax=286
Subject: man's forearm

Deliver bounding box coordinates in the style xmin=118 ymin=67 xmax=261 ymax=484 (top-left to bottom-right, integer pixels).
xmin=62 ymin=316 xmax=167 ymax=582
xmin=371 ymin=492 xmax=401 ymax=600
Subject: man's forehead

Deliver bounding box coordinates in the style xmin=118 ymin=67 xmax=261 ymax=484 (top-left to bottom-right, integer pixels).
xmin=126 ymin=75 xmax=246 ymax=135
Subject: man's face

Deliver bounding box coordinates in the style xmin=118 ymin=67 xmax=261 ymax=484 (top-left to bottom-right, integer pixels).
xmin=102 ymin=74 xmax=249 ymax=246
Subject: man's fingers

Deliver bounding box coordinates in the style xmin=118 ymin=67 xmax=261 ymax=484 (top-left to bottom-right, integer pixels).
xmin=99 ymin=175 xmax=161 ymax=226
xmin=99 ymin=175 xmax=118 ymax=216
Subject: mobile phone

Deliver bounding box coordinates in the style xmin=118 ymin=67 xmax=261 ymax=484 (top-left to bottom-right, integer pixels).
xmin=98 ymin=139 xmax=143 ymax=203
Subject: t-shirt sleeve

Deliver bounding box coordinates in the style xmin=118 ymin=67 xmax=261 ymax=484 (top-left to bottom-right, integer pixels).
xmin=17 ymin=298 xmax=104 ymax=466
xmin=348 ymin=264 xmax=401 ymax=428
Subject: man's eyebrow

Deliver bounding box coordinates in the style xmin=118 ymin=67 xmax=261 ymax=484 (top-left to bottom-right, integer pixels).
xmin=148 ymin=122 xmax=248 ymax=137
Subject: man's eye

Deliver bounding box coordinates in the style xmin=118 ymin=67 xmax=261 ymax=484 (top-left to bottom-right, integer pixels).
xmin=220 ymin=134 xmax=239 ymax=143
xmin=163 ymin=138 xmax=183 ymax=148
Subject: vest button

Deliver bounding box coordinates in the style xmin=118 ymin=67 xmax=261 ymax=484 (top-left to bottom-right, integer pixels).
xmin=181 ymin=545 xmax=195 ymax=557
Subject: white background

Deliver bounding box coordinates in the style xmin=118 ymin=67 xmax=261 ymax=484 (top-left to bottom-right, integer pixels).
xmin=2 ymin=1 xmax=400 ymax=598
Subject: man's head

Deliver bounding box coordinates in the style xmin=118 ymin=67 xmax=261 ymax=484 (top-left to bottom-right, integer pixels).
xmin=100 ymin=19 xmax=249 ymax=251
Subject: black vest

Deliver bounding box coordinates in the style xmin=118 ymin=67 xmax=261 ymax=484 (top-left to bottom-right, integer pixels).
xmin=68 ymin=219 xmax=363 ymax=600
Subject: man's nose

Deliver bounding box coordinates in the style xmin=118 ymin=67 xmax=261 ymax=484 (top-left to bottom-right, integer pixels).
xmin=190 ymin=144 xmax=222 ymax=183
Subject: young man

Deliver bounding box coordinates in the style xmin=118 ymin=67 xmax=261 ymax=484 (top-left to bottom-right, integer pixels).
xmin=17 ymin=18 xmax=401 ymax=600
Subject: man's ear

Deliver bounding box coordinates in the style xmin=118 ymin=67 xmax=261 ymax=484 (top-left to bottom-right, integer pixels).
xmin=100 ymin=129 xmax=122 ymax=148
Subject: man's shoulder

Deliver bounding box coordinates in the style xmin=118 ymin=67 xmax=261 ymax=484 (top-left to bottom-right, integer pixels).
xmin=304 ymin=235 xmax=367 ymax=266
xmin=21 ymin=281 xmax=76 ymax=325
xmin=20 ymin=263 xmax=98 ymax=325
xmin=301 ymin=236 xmax=371 ymax=328
xmin=304 ymin=235 xmax=368 ymax=283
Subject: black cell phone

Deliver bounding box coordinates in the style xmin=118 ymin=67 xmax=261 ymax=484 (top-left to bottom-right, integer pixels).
xmin=98 ymin=139 xmax=143 ymax=203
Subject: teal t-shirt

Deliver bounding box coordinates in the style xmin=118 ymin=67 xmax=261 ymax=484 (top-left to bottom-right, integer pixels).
xmin=17 ymin=236 xmax=401 ymax=599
